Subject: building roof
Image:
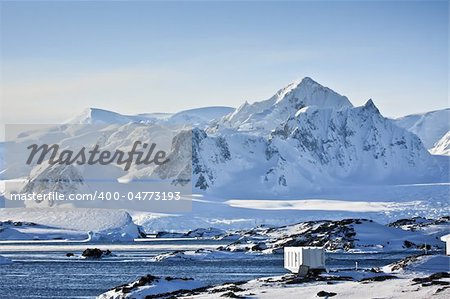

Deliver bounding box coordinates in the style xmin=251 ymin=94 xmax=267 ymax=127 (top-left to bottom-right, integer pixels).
xmin=440 ymin=234 xmax=450 ymax=242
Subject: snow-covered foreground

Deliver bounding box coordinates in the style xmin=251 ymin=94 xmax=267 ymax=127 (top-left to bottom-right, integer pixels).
xmin=98 ymin=255 xmax=450 ymax=299
xmin=383 ymin=254 xmax=450 ymax=274
xmin=98 ymin=276 xmax=206 ymax=299
xmin=186 ymin=275 xmax=450 ymax=299
xmin=95 ymin=215 xmax=449 ymax=298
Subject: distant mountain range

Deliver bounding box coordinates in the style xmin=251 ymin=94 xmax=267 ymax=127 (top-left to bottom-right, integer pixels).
xmin=1 ymin=77 xmax=448 ymax=200
xmin=69 ymin=106 xmax=234 ymax=128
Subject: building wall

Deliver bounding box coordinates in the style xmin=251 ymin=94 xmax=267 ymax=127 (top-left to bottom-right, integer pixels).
xmin=284 ymin=247 xmax=325 ymax=273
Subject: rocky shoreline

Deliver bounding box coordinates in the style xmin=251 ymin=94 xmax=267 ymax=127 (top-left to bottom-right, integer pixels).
xmin=98 ymin=255 xmax=450 ymax=299
xmin=98 ymin=216 xmax=450 ymax=299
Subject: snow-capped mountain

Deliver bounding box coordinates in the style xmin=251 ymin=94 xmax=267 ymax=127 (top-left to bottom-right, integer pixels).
xmin=393 ymin=108 xmax=450 ymax=149
xmin=2 ymin=77 xmax=448 ymax=201
xmin=216 ymin=77 xmax=352 ymax=135
xmin=430 ymin=131 xmax=450 ymax=156
xmin=191 ymin=97 xmax=442 ymax=196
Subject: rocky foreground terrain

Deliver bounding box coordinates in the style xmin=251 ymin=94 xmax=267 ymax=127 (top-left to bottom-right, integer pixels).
xmin=96 ymin=216 xmax=450 ymax=298
xmin=98 ymin=255 xmax=450 ymax=299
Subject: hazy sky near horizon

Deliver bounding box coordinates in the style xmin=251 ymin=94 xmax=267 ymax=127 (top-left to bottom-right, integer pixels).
xmin=0 ymin=0 xmax=448 ymax=125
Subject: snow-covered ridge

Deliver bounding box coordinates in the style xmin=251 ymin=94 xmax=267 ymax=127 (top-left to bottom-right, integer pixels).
xmin=169 ymin=106 xmax=235 ymax=126
xmin=393 ymin=108 xmax=450 ymax=149
xmin=67 ymin=107 xmax=167 ymax=124
xmin=68 ymin=106 xmax=234 ymax=127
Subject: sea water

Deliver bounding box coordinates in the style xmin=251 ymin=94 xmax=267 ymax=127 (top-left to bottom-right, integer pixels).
xmin=0 ymin=240 xmax=430 ymax=299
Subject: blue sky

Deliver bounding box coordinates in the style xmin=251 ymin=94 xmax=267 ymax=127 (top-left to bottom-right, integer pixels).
xmin=0 ymin=0 xmax=448 ymax=125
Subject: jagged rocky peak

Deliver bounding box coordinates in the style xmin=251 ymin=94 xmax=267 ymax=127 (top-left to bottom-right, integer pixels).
xmin=362 ymin=99 xmax=380 ymax=113
xmin=190 ymin=78 xmax=445 ymax=194
xmin=219 ymin=77 xmax=353 ymax=135
xmin=274 ymin=98 xmax=383 ymax=142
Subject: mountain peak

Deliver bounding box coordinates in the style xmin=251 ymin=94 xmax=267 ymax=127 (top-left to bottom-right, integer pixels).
xmin=299 ymin=76 xmax=321 ymax=86
xmin=275 ymin=77 xmax=327 ymax=99
xmin=363 ymin=99 xmax=380 ymax=113
xmin=220 ymin=77 xmax=354 ymax=135
xmin=278 ymin=77 xmax=353 ymax=109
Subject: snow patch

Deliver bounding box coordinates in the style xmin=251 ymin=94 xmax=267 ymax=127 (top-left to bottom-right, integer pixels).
xmin=0 ymin=208 xmax=144 ymax=241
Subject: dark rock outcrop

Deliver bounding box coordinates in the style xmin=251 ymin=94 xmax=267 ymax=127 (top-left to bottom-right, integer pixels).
xmin=317 ymin=290 xmax=337 ymax=297
xmin=81 ymin=248 xmax=112 ymax=259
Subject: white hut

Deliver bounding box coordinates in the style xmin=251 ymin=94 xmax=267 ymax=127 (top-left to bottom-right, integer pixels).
xmin=284 ymin=246 xmax=325 ymax=273
xmin=440 ymin=234 xmax=450 ymax=255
